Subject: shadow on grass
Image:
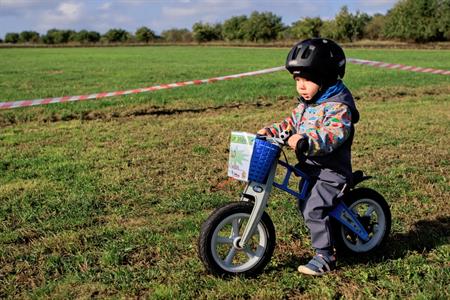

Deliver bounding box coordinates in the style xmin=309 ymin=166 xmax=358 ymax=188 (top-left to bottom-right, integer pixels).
xmin=274 ymin=215 xmax=450 ymax=270
xmin=342 ymin=215 xmax=450 ymax=265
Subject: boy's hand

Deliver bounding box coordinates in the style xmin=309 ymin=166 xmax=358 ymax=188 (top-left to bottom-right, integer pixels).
xmin=287 ymin=134 xmax=303 ymax=150
xmin=257 ymin=128 xmax=269 ymax=136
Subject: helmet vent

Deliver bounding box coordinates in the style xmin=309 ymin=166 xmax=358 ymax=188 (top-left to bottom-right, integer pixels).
xmin=301 ymin=45 xmax=315 ymax=59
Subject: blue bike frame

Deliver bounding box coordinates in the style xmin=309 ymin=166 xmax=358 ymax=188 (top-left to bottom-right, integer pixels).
xmin=273 ymin=159 xmax=370 ymax=242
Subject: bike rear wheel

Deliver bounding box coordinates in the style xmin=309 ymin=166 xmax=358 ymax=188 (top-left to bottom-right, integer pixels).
xmin=198 ymin=202 xmax=276 ymax=277
xmin=334 ymin=188 xmax=391 ymax=255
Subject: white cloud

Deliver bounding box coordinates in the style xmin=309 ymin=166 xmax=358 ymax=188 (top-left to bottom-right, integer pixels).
xmin=99 ymin=2 xmax=112 ymax=10
xmin=355 ymin=0 xmax=398 ymax=14
xmin=38 ymin=2 xmax=84 ymax=30
xmin=58 ymin=2 xmax=82 ymax=18
xmin=0 ymin=0 xmax=398 ymax=37
xmin=359 ymin=0 xmax=397 ymax=7
xmin=162 ymin=7 xmax=197 ymax=18
xmin=0 ymin=0 xmax=58 ymax=16
xmin=161 ymin=0 xmax=251 ymax=22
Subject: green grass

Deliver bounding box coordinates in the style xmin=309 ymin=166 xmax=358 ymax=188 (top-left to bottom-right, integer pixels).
xmin=0 ymin=46 xmax=449 ymax=299
xmin=0 ymin=46 xmax=449 ymax=124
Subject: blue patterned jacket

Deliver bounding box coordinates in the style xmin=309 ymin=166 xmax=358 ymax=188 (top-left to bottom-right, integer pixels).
xmin=267 ymin=81 xmax=359 ymax=182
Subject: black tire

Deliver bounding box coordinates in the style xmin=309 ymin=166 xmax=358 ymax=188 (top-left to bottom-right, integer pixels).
xmin=198 ymin=202 xmax=276 ymax=277
xmin=333 ymin=188 xmax=391 ymax=255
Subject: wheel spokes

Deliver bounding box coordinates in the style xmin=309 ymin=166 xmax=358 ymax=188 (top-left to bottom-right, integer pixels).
xmin=244 ymin=249 xmax=255 ymax=259
xmin=355 ymin=238 xmax=363 ymax=246
xmin=224 ymin=247 xmax=237 ymax=266
xmin=232 ymin=218 xmax=241 ymax=237
xmin=364 ymin=206 xmax=375 ymax=217
xmin=217 ymin=236 xmax=233 ymax=244
xmin=373 ymin=223 xmax=379 ymax=234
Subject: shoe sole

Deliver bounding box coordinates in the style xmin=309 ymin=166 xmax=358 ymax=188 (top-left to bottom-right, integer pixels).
xmin=297 ymin=265 xmax=324 ymax=276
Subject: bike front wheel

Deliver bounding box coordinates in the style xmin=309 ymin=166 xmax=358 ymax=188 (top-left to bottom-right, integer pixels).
xmin=334 ymin=188 xmax=391 ymax=255
xmin=198 ymin=202 xmax=276 ymax=277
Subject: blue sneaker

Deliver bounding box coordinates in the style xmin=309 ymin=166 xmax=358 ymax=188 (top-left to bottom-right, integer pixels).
xmin=298 ymin=254 xmax=336 ymax=276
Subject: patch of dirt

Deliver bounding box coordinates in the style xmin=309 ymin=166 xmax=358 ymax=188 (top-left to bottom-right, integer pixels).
xmin=1 ymin=84 xmax=448 ymax=128
xmin=0 ymin=99 xmax=288 ymax=127
xmin=354 ymin=85 xmax=450 ymax=102
xmin=46 ymin=70 xmax=64 ymax=75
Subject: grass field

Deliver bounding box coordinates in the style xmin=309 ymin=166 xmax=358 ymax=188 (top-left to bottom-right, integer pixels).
xmin=0 ymin=46 xmax=449 ymax=299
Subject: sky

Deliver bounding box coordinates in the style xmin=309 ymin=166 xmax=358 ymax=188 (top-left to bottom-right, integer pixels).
xmin=0 ymin=0 xmax=398 ymax=38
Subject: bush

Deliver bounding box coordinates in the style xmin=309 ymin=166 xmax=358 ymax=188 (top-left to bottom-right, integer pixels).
xmin=320 ymin=20 xmax=338 ymax=40
xmin=42 ymin=29 xmax=76 ymax=44
xmin=242 ymin=11 xmax=284 ymax=42
xmin=19 ymin=31 xmax=40 ymax=43
xmin=364 ymin=14 xmax=386 ymax=40
xmin=103 ymin=28 xmax=131 ymax=43
xmin=135 ymin=27 xmax=157 ymax=43
xmin=222 ymin=15 xmax=248 ymax=41
xmin=73 ymin=30 xmax=101 ymax=44
xmin=383 ymin=0 xmax=450 ymax=42
xmin=192 ymin=22 xmax=222 ymax=42
xmin=4 ymin=33 xmax=19 ymax=44
xmin=333 ymin=6 xmax=370 ymax=42
xmin=289 ymin=17 xmax=323 ymax=40
xmin=161 ymin=28 xmax=193 ymax=42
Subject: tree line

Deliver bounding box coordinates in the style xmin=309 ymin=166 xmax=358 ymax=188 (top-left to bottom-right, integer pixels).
xmin=2 ymin=0 xmax=449 ymax=45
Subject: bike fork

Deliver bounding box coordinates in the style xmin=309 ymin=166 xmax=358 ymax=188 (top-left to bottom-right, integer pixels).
xmin=238 ymin=161 xmax=277 ymax=248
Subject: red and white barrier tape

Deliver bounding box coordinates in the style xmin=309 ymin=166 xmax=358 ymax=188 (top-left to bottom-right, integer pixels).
xmin=1 ymin=58 xmax=449 ymax=110
xmin=347 ymin=58 xmax=450 ymax=75
xmin=0 ymin=66 xmax=285 ymax=110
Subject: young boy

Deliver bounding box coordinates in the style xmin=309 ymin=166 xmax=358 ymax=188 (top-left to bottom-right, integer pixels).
xmin=258 ymin=38 xmax=359 ymax=275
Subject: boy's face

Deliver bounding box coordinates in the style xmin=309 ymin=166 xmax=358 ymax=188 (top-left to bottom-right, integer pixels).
xmin=295 ymin=77 xmax=320 ymax=101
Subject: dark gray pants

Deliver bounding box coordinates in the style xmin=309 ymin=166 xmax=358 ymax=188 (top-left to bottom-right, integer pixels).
xmin=300 ymin=178 xmax=345 ymax=251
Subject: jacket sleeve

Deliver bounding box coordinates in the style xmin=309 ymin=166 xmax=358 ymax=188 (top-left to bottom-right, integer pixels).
xmin=302 ymin=102 xmax=352 ymax=156
xmin=265 ymin=103 xmax=304 ymax=137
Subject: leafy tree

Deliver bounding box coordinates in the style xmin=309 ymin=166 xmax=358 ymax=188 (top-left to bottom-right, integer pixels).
xmin=192 ymin=22 xmax=222 ymax=42
xmin=4 ymin=32 xmax=19 ymax=44
xmin=74 ymin=30 xmax=101 ymax=44
xmin=222 ymin=15 xmax=248 ymax=41
xmin=19 ymin=31 xmax=40 ymax=43
xmin=161 ymin=28 xmax=193 ymax=42
xmin=330 ymin=6 xmax=371 ymax=42
xmin=42 ymin=29 xmax=76 ymax=44
xmin=67 ymin=30 xmax=78 ymax=43
xmin=437 ymin=0 xmax=450 ymax=39
xmin=352 ymin=11 xmax=371 ymax=40
xmin=87 ymin=31 xmax=101 ymax=43
xmin=243 ymin=11 xmax=284 ymax=42
xmin=383 ymin=0 xmax=450 ymax=42
xmin=135 ymin=26 xmax=156 ymax=43
xmin=289 ymin=17 xmax=323 ymax=40
xmin=364 ymin=14 xmax=386 ymax=40
xmin=41 ymin=30 xmax=54 ymax=44
xmin=318 ymin=20 xmax=337 ymax=40
xmin=333 ymin=6 xmax=353 ymax=41
xmin=74 ymin=30 xmax=89 ymax=43
xmin=103 ymin=28 xmax=131 ymax=43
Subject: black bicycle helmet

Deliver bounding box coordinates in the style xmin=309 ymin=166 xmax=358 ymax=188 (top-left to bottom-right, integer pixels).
xmin=286 ymin=38 xmax=346 ymax=86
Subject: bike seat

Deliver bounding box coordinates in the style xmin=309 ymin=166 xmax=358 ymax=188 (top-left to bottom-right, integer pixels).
xmin=351 ymin=170 xmax=372 ymax=187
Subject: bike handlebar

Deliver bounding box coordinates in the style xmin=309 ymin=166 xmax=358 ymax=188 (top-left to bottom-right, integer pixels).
xmin=256 ymin=134 xmax=286 ymax=146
